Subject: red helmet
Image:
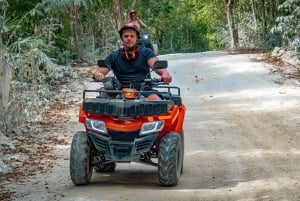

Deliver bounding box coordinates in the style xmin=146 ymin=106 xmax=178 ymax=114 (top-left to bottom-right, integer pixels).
xmin=119 ymin=23 xmax=140 ymax=38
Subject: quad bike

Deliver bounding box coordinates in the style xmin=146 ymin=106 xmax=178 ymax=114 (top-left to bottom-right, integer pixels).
xmin=69 ymin=60 xmax=185 ymax=186
xmin=138 ymin=32 xmax=158 ymax=55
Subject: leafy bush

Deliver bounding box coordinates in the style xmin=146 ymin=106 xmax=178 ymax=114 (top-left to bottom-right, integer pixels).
xmin=271 ymin=0 xmax=300 ymax=50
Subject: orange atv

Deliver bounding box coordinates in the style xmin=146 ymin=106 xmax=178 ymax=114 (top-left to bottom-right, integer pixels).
xmin=70 ymin=60 xmax=186 ymax=186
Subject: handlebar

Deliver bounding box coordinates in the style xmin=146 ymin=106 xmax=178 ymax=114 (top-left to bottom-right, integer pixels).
xmin=91 ymin=76 xmax=102 ymax=82
xmin=143 ymin=77 xmax=167 ymax=86
xmin=91 ymin=76 xmax=168 ymax=91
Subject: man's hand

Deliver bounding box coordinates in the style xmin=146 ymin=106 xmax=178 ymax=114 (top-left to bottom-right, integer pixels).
xmin=93 ymin=66 xmax=110 ymax=81
xmin=94 ymin=71 xmax=105 ymax=81
xmin=161 ymin=70 xmax=172 ymax=84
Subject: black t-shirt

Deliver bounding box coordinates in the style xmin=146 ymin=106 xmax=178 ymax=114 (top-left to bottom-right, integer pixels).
xmin=103 ymin=46 xmax=156 ymax=89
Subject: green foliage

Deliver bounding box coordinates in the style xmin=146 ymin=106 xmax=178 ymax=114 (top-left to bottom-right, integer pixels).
xmin=135 ymin=0 xmax=221 ymax=53
xmin=1 ymin=0 xmax=300 ymax=135
xmin=35 ymin=0 xmax=93 ymax=11
xmin=236 ymin=12 xmax=268 ymax=49
xmin=8 ymin=37 xmax=71 ymax=85
xmin=271 ymin=0 xmax=300 ymax=50
xmin=0 ymin=0 xmax=9 ymax=17
xmin=2 ymin=0 xmax=299 ymax=60
xmin=3 ymin=0 xmax=278 ymax=60
xmin=1 ymin=0 xmax=74 ymax=133
xmin=3 ymin=35 xmax=72 ymax=133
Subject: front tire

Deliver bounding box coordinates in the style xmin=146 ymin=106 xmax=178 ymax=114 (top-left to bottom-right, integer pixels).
xmin=181 ymin=131 xmax=184 ymax=174
xmin=70 ymin=131 xmax=93 ymax=185
xmin=158 ymin=132 xmax=183 ymax=186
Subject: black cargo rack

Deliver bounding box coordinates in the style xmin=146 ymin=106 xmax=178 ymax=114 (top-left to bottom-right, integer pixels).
xmin=82 ymin=86 xmax=182 ymax=117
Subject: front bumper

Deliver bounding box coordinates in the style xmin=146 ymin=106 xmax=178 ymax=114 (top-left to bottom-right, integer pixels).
xmin=89 ymin=131 xmax=158 ymax=162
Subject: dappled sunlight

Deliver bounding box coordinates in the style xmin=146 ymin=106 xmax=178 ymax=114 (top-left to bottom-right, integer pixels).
xmin=181 ymin=148 xmax=300 ymax=194
xmin=220 ymin=61 xmax=269 ymax=75
xmin=184 ymin=83 xmax=300 ymax=113
xmin=169 ymin=177 xmax=300 ymax=201
xmin=213 ymin=87 xmax=300 ymax=111
xmin=186 ymin=148 xmax=300 ymax=157
xmin=54 ymin=143 xmax=70 ymax=151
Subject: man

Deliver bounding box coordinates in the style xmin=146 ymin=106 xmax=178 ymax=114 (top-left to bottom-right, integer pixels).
xmin=93 ymin=23 xmax=172 ymax=100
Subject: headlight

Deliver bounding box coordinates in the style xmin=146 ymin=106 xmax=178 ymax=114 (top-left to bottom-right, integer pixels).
xmin=140 ymin=121 xmax=164 ymax=135
xmin=86 ymin=118 xmax=107 ymax=134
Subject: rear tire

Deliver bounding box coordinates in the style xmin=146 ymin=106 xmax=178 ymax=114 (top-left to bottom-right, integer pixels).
xmin=158 ymin=132 xmax=183 ymax=186
xmin=70 ymin=131 xmax=93 ymax=185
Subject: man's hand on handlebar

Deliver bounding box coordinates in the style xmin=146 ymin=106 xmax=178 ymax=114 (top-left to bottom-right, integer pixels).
xmin=94 ymin=71 xmax=105 ymax=81
xmin=160 ymin=70 xmax=172 ymax=84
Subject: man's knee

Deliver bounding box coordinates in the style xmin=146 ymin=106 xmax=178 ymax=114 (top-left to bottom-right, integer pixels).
xmin=145 ymin=94 xmax=161 ymax=101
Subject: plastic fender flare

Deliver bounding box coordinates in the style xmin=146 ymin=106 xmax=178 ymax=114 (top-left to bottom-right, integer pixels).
xmin=174 ymin=105 xmax=186 ymax=133
xmin=79 ymin=103 xmax=87 ymax=124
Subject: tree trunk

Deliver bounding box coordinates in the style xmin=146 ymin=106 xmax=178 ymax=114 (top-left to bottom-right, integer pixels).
xmin=224 ymin=0 xmax=239 ymax=50
xmin=130 ymin=0 xmax=137 ymax=11
xmin=113 ymin=0 xmax=122 ymax=31
xmin=261 ymin=0 xmax=267 ymax=33
xmin=0 ymin=13 xmax=12 ymax=111
xmin=70 ymin=5 xmax=82 ymax=59
xmin=251 ymin=0 xmax=257 ymax=28
xmin=271 ymin=0 xmax=279 ymax=19
xmin=0 ymin=29 xmax=3 ymax=64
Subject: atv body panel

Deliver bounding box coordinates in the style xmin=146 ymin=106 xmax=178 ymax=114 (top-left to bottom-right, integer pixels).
xmin=138 ymin=32 xmax=158 ymax=55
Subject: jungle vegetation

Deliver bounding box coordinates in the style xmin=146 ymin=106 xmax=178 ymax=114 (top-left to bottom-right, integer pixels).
xmin=0 ymin=0 xmax=299 ymax=134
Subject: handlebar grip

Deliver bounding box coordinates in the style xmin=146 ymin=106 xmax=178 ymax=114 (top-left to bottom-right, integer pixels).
xmin=91 ymin=76 xmax=103 ymax=82
xmin=152 ymin=78 xmax=160 ymax=83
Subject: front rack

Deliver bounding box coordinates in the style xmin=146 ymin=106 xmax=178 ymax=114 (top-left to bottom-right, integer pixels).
xmin=81 ymin=86 xmax=182 ymax=117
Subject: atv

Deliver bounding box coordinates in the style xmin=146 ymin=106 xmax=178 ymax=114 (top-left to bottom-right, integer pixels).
xmin=138 ymin=31 xmax=158 ymax=55
xmin=69 ymin=60 xmax=185 ymax=186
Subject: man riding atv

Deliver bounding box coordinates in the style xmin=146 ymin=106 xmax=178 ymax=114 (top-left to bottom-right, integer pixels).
xmin=94 ymin=23 xmax=169 ymax=100
xmin=70 ymin=22 xmax=185 ymax=187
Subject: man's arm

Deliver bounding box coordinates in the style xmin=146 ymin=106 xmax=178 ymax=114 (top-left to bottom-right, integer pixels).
xmin=147 ymin=57 xmax=172 ymax=84
xmin=137 ymin=18 xmax=147 ymax=28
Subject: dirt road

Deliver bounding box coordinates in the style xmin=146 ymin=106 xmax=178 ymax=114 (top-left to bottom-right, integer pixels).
xmin=3 ymin=52 xmax=300 ymax=201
